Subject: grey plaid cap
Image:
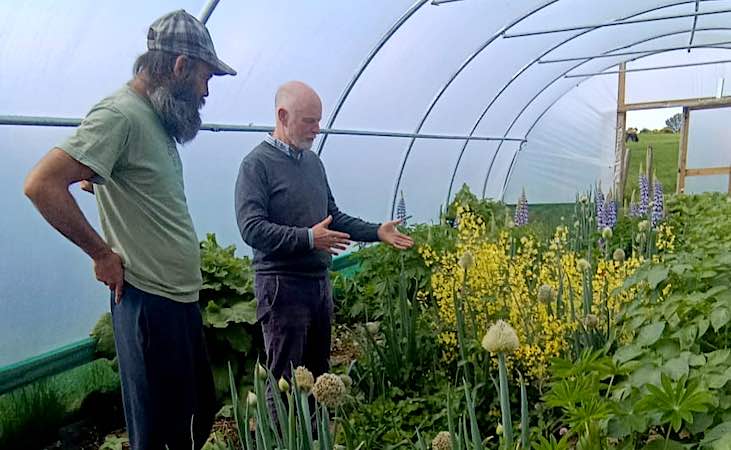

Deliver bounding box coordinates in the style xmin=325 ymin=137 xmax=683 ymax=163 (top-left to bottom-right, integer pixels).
xmin=147 ymin=9 xmax=236 ymax=76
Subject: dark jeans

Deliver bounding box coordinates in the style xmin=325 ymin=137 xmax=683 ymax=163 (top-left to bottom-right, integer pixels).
xmin=110 ymin=283 xmax=216 ymax=450
xmin=255 ymin=273 xmax=333 ymax=420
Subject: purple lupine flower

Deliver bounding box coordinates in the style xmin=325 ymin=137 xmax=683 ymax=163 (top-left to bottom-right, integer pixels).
xmin=606 ymin=197 xmax=617 ymax=229
xmin=514 ymin=188 xmax=529 ymax=226
xmin=651 ymin=180 xmax=664 ymax=227
xmin=639 ymin=174 xmax=650 ymax=217
xmin=396 ymin=190 xmax=407 ymax=225
xmin=595 ymin=187 xmax=605 ymax=230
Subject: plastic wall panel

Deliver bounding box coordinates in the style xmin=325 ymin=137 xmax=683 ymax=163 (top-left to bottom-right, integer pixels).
xmin=398 ymin=138 xmax=465 ymax=223
xmin=449 ymin=141 xmax=501 ymax=205
xmin=684 ymin=174 xmax=730 ymax=192
xmin=0 ymin=0 xmax=200 ymax=117
xmin=0 ymin=126 xmax=107 ymax=366
xmin=505 ymin=75 xmax=617 ymax=203
xmin=320 ymin=135 xmax=405 ymax=225
xmin=329 ymin=0 xmax=531 ymax=133
xmin=202 ymin=0 xmax=414 ymax=125
xmin=626 ymin=47 xmax=731 ymax=103
xmin=687 ymin=108 xmax=731 ymax=168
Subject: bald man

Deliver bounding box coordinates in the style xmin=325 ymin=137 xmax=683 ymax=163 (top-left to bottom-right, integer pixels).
xmin=235 ymin=81 xmax=413 ymax=415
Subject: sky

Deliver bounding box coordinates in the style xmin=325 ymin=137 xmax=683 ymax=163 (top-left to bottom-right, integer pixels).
xmin=627 ymin=107 xmax=683 ymax=131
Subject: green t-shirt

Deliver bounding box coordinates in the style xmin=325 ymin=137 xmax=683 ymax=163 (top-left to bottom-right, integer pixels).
xmin=59 ymin=85 xmax=202 ymax=302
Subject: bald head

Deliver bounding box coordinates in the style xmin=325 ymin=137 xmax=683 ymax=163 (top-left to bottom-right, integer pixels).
xmin=273 ymin=81 xmax=322 ymax=150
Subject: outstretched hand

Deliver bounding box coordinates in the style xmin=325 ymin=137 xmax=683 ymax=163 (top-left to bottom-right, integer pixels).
xmin=377 ymin=219 xmax=414 ymax=250
xmin=312 ymin=215 xmax=351 ymax=255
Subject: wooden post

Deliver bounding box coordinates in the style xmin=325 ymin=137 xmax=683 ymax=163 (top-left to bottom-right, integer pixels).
xmin=615 ymin=63 xmax=627 ymax=201
xmin=677 ymin=107 xmax=690 ymax=194
xmin=646 ymin=145 xmax=654 ymax=200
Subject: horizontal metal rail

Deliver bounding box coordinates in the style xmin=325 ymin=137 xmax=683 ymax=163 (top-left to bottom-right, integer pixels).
xmin=540 ymin=41 xmax=731 ymax=63
xmin=0 ymin=115 xmax=526 ymax=142
xmin=504 ymin=6 xmax=731 ymax=38
xmin=565 ymin=58 xmax=731 ymax=77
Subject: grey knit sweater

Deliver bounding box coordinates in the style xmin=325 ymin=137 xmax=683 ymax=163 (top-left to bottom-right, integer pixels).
xmin=235 ymin=141 xmax=380 ymax=276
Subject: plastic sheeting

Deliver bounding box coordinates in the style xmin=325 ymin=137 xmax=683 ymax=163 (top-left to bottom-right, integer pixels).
xmin=4 ymin=0 xmax=731 ymax=364
xmin=684 ymin=108 xmax=731 ymax=193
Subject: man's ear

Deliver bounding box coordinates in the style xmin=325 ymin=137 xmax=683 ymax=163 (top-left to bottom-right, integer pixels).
xmin=277 ymin=108 xmax=288 ymax=126
xmin=173 ymin=55 xmax=190 ymax=78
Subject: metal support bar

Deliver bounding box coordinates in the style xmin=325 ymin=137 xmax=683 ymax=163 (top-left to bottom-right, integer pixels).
xmin=565 ymin=58 xmax=731 ymax=78
xmin=621 ymin=95 xmax=731 ymax=111
xmin=315 ymin=0 xmax=428 ymax=157
xmin=498 ymin=38 xmax=731 ymax=199
xmin=197 ymin=0 xmax=222 ymax=24
xmin=0 ymin=115 xmax=524 ymax=142
xmin=477 ymin=5 xmax=718 ymax=199
xmin=504 ymin=6 xmax=731 ymax=38
xmin=540 ymin=41 xmax=731 ymax=63
xmin=689 ymin=0 xmax=701 ymax=52
xmin=388 ymin=0 xmax=561 ymax=218
xmin=431 ymin=0 xmax=464 ymax=4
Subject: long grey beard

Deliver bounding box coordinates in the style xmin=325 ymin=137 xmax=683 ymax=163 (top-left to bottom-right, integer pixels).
xmin=148 ymin=83 xmax=204 ymax=144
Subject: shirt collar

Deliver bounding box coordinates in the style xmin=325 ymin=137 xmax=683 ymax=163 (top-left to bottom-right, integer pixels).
xmin=265 ymin=134 xmax=303 ymax=160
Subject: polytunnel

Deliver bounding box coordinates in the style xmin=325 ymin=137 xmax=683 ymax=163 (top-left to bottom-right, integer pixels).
xmin=2 ymin=0 xmax=731 ymax=445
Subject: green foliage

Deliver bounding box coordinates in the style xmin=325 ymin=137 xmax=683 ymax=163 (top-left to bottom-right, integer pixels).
xmin=0 ymin=379 xmax=66 ymax=449
xmin=624 ymin=132 xmax=678 ymax=203
xmin=90 ymin=312 xmax=116 ymax=359
xmin=199 ymin=233 xmax=261 ymax=401
xmin=635 ymin=374 xmax=714 ymax=433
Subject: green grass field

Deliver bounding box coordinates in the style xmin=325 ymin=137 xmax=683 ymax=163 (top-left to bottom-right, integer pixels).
xmin=624 ymin=132 xmax=679 ymax=203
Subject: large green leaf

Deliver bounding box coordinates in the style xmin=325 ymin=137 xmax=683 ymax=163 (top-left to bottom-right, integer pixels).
xmin=663 ymin=355 xmax=690 ymax=381
xmin=647 ymin=266 xmax=670 ymax=290
xmin=203 ymin=299 xmax=257 ymax=328
xmin=701 ymin=422 xmax=731 ymax=448
xmin=707 ymin=349 xmax=731 ymax=367
xmin=711 ymin=306 xmax=731 ymax=332
xmin=637 ymin=322 xmax=666 ymax=347
xmin=615 ymin=344 xmax=644 ymax=364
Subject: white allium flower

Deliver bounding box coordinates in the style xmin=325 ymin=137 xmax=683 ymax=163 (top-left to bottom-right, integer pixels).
xmin=537 ymin=284 xmax=554 ymax=302
xmin=481 ymin=320 xmax=520 ymax=354
xmin=312 ymin=373 xmax=347 ymax=409
xmin=255 ymin=363 xmax=267 ymax=380
xmin=458 ymin=251 xmax=474 ymax=270
xmin=613 ymin=248 xmax=626 ymax=263
xmin=246 ymin=391 xmax=257 ymax=407
xmin=294 ymin=366 xmax=315 ymax=392
xmin=602 ymin=227 xmax=613 ymax=240
xmin=577 ymin=258 xmax=591 ymax=272
xmin=278 ymin=376 xmax=290 ymax=393
xmin=431 ymin=431 xmax=452 ymax=450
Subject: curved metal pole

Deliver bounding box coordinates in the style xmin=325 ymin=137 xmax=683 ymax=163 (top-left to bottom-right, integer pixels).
xmin=435 ymin=0 xmax=707 ymax=205
xmin=197 ymin=0 xmax=222 ymax=24
xmin=497 ymin=41 xmax=731 ymax=199
xmin=387 ymin=0 xmax=562 ymax=219
xmin=448 ymin=1 xmax=715 ymax=207
xmin=477 ymin=5 xmax=728 ymax=200
xmin=315 ymin=0 xmax=428 ymax=157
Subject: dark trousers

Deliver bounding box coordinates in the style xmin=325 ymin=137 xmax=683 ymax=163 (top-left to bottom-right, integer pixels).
xmin=110 ymin=283 xmax=216 ymax=450
xmin=255 ymin=274 xmax=333 ymax=419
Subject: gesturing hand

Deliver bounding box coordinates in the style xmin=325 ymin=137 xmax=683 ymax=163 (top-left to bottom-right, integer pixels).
xmin=312 ymin=215 xmax=351 ymax=255
xmin=93 ymin=249 xmax=125 ymax=304
xmin=377 ymin=219 xmax=414 ymax=250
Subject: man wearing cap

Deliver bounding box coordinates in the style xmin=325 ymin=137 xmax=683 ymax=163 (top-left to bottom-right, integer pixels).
xmin=24 ymin=10 xmax=235 ymax=450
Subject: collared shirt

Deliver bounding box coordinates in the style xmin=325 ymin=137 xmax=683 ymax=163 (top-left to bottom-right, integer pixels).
xmin=264 ymin=134 xmax=314 ymax=249
xmin=265 ymin=134 xmax=303 ymax=160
